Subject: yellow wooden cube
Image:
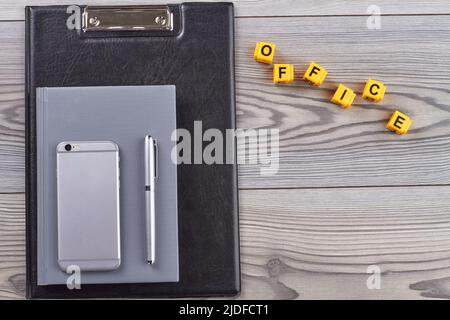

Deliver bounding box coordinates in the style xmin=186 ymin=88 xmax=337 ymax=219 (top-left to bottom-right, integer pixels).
xmin=254 ymin=42 xmax=276 ymax=65
xmin=273 ymin=64 xmax=294 ymax=84
xmin=362 ymin=79 xmax=386 ymax=102
xmin=303 ymin=62 xmax=327 ymax=86
xmin=331 ymin=84 xmax=356 ymax=108
xmin=386 ymin=111 xmax=412 ymax=135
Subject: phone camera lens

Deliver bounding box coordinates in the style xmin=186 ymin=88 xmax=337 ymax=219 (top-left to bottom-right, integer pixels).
xmin=64 ymin=144 xmax=72 ymax=151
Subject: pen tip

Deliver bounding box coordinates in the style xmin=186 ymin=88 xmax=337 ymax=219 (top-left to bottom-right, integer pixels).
xmin=147 ymin=260 xmax=154 ymax=265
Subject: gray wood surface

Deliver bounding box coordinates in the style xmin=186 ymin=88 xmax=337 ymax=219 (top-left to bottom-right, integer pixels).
xmin=0 ymin=194 xmax=25 ymax=299
xmin=236 ymin=14 xmax=450 ymax=188
xmin=238 ymin=186 xmax=450 ymax=299
xmin=3 ymin=187 xmax=450 ymax=299
xmin=0 ymin=0 xmax=449 ymax=299
xmin=2 ymin=0 xmax=450 ymax=20
xmin=2 ymin=15 xmax=450 ymax=190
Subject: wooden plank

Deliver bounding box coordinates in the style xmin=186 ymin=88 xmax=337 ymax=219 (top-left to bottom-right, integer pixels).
xmin=0 ymin=84 xmax=24 ymax=193
xmin=236 ymin=14 xmax=450 ymax=188
xmin=0 ymin=193 xmax=25 ymax=299
xmin=0 ymin=21 xmax=25 ymax=193
xmin=2 ymin=186 xmax=450 ymax=299
xmin=0 ymin=22 xmax=23 ymax=85
xmin=240 ymin=269 xmax=450 ymax=299
xmin=2 ymin=0 xmax=450 ymax=20
xmin=238 ymin=186 xmax=450 ymax=299
xmin=1 ymin=14 xmax=450 ymax=191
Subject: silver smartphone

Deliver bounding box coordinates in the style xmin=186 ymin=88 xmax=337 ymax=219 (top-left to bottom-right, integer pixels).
xmin=56 ymin=141 xmax=121 ymax=272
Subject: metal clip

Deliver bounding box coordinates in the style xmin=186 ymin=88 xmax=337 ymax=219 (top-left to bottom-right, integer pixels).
xmin=153 ymin=138 xmax=158 ymax=181
xmin=82 ymin=6 xmax=173 ymax=32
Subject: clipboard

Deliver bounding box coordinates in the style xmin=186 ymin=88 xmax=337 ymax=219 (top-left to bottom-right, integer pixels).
xmin=25 ymin=2 xmax=240 ymax=298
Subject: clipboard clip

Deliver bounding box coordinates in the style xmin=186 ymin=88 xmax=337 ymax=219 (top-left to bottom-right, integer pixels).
xmin=82 ymin=6 xmax=173 ymax=32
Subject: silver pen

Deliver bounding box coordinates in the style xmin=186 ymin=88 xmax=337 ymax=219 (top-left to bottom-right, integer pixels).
xmin=145 ymin=135 xmax=157 ymax=264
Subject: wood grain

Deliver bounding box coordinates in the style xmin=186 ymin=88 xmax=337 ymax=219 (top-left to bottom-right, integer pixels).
xmin=1 ymin=1 xmax=450 ymax=300
xmin=240 ymin=268 xmax=450 ymax=299
xmin=2 ymin=187 xmax=450 ymax=299
xmin=0 ymin=194 xmax=25 ymax=299
xmin=0 ymin=83 xmax=24 ymax=193
xmin=1 ymin=15 xmax=450 ymax=190
xmin=0 ymin=22 xmax=23 ymax=85
xmin=238 ymin=186 xmax=450 ymax=299
xmin=236 ymin=14 xmax=450 ymax=188
xmin=2 ymin=0 xmax=450 ymax=20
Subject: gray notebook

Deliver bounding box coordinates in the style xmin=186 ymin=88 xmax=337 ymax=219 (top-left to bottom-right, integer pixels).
xmin=36 ymin=85 xmax=178 ymax=285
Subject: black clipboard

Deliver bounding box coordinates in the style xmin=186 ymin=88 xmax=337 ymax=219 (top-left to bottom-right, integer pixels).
xmin=25 ymin=2 xmax=240 ymax=298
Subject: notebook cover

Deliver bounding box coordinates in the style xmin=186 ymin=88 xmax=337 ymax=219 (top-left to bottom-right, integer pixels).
xmin=36 ymin=86 xmax=179 ymax=285
xmin=25 ymin=2 xmax=239 ymax=298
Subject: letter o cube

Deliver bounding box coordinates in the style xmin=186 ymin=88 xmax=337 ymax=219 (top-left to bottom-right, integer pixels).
xmin=254 ymin=42 xmax=276 ymax=65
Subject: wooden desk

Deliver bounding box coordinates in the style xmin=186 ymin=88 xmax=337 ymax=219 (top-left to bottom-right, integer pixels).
xmin=1 ymin=0 xmax=450 ymax=299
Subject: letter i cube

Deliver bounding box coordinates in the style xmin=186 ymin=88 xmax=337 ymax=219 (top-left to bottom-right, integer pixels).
xmin=386 ymin=111 xmax=412 ymax=135
xmin=331 ymin=84 xmax=356 ymax=108
xmin=273 ymin=64 xmax=294 ymax=84
xmin=362 ymin=79 xmax=386 ymax=102
xmin=303 ymin=62 xmax=327 ymax=86
xmin=254 ymin=42 xmax=276 ymax=65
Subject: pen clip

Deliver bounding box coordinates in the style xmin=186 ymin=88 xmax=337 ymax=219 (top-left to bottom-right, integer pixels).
xmin=153 ymin=139 xmax=158 ymax=181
